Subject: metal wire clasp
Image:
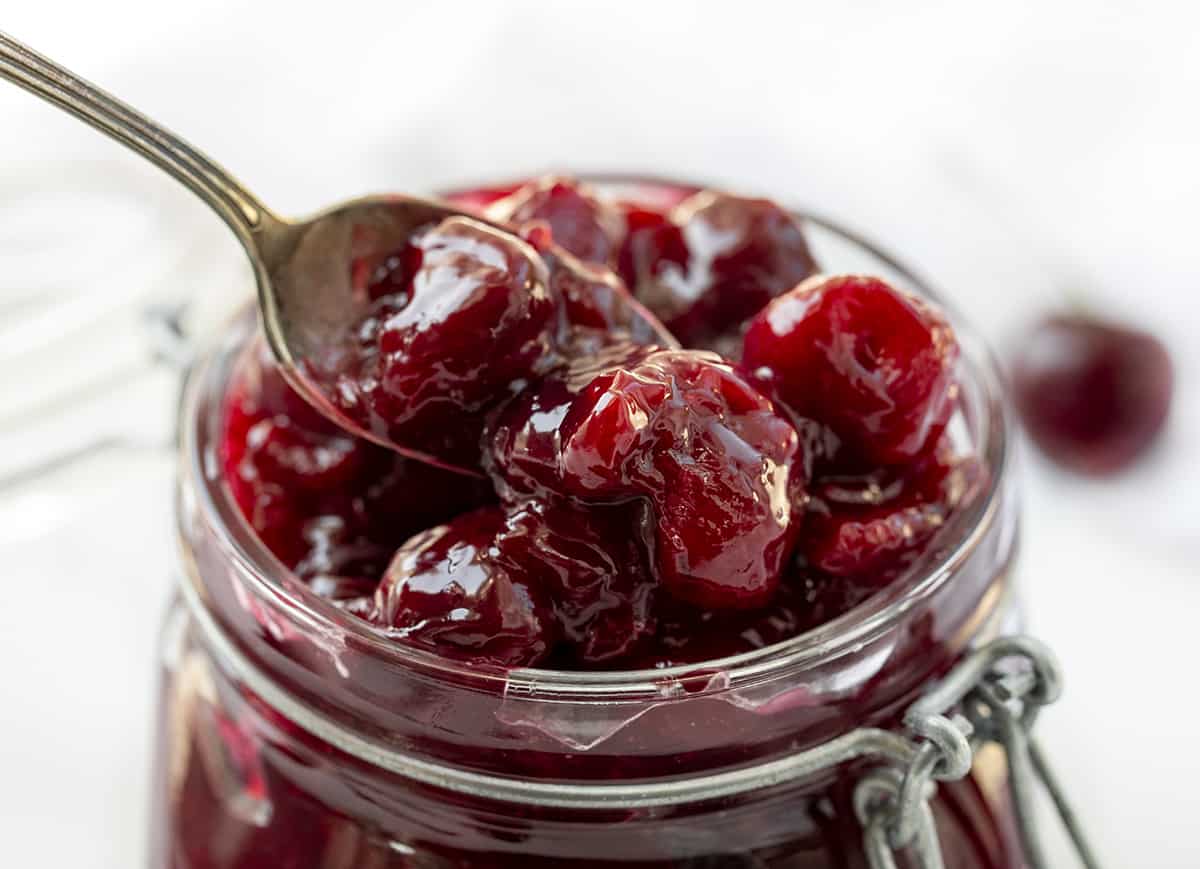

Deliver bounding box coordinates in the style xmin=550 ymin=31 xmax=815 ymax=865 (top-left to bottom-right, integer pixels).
xmin=855 ymin=635 xmax=1102 ymax=869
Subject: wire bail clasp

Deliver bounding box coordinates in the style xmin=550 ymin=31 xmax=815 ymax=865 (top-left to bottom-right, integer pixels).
xmin=856 ymin=635 xmax=1102 ymax=869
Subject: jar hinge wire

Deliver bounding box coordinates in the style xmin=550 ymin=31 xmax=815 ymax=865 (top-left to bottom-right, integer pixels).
xmin=855 ymin=635 xmax=1102 ymax=869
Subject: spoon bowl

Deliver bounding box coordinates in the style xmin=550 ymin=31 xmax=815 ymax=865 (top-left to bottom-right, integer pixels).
xmin=252 ymin=194 xmax=515 ymax=468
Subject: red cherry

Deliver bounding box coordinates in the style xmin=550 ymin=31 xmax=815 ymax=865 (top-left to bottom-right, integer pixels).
xmin=490 ymin=176 xmax=622 ymax=265
xmin=742 ymin=275 xmax=960 ymax=466
xmin=1012 ymin=314 xmax=1172 ymax=475
xmin=331 ymin=216 xmax=557 ymax=471
xmin=487 ymin=348 xmax=805 ymax=610
xmin=242 ymin=418 xmax=366 ymax=493
xmin=625 ymin=192 xmax=818 ymax=352
xmin=220 ymin=343 xmax=494 ymax=602
xmin=802 ymin=450 xmax=986 ymax=580
xmin=519 ymin=228 xmax=676 ymax=355
xmin=370 ymin=508 xmax=557 ymax=667
xmin=495 ymin=500 xmax=657 ymax=664
xmin=483 ymin=343 xmax=653 ymax=501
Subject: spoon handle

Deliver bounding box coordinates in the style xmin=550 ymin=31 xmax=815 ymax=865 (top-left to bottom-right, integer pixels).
xmin=0 ymin=31 xmax=276 ymax=244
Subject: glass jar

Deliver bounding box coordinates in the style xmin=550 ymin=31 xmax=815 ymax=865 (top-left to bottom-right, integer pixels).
xmin=151 ymin=178 xmax=1022 ymax=868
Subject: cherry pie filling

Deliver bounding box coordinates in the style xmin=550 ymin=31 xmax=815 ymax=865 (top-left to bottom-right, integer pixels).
xmin=219 ymin=176 xmax=982 ymax=671
xmin=157 ymin=175 xmax=1016 ymax=869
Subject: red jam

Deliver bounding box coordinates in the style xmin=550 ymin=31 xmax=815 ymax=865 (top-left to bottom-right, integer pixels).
xmin=159 ymin=176 xmax=1014 ymax=869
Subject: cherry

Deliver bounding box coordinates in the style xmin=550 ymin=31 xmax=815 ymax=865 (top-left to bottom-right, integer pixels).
xmin=370 ymin=507 xmax=557 ymax=667
xmin=223 ymin=350 xmax=375 ymax=568
xmin=623 ymin=192 xmax=818 ymax=352
xmin=742 ymin=275 xmax=959 ymax=466
xmin=221 ymin=343 xmax=494 ymax=603
xmin=331 ymin=216 xmax=557 ymax=471
xmin=520 ymin=228 xmax=676 ymax=355
xmin=489 ymin=176 xmax=623 ymax=266
xmin=617 ymin=204 xmax=689 ymax=305
xmin=802 ymin=449 xmax=986 ymax=580
xmin=1012 ymin=313 xmax=1173 ymax=476
xmin=241 ymin=418 xmax=365 ymax=493
xmin=368 ymin=494 xmax=656 ymax=665
xmin=483 ymin=342 xmax=653 ymax=501
xmin=496 ymin=499 xmax=657 ymax=664
xmin=487 ymin=348 xmax=805 ymax=610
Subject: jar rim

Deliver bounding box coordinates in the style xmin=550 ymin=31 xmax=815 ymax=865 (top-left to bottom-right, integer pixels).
xmin=179 ymin=186 xmax=1013 ymax=704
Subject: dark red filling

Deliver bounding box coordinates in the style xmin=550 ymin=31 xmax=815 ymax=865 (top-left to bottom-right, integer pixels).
xmin=219 ymin=176 xmax=980 ymax=670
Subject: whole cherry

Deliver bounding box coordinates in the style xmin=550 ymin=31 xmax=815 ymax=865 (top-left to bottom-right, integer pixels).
xmin=623 ymin=192 xmax=818 ymax=353
xmin=370 ymin=508 xmax=557 ymax=668
xmin=742 ymin=274 xmax=960 ymax=467
xmin=489 ymin=176 xmax=623 ymax=266
xmin=488 ymin=347 xmax=806 ymax=610
xmin=802 ymin=448 xmax=986 ymax=580
xmin=495 ymin=499 xmax=658 ymax=664
xmin=333 ymin=216 xmax=557 ymax=472
xmin=1012 ymin=313 xmax=1172 ymax=475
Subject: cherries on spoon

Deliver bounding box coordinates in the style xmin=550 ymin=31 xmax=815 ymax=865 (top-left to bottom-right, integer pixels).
xmin=0 ymin=31 xmax=547 ymax=475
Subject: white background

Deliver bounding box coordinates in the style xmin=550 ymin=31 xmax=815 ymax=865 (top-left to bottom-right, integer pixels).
xmin=1 ymin=2 xmax=1197 ymax=866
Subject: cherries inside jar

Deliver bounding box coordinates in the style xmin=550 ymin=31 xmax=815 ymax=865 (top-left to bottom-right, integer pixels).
xmin=154 ymin=175 xmax=1020 ymax=868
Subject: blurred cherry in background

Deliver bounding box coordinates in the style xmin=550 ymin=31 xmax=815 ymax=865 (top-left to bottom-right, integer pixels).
xmin=1012 ymin=313 xmax=1173 ymax=476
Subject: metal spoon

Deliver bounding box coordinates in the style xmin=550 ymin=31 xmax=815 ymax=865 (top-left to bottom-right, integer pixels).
xmin=0 ymin=31 xmax=512 ymax=472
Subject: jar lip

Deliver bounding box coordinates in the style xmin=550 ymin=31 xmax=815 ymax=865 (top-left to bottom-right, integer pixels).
xmin=181 ymin=188 xmax=1012 ymax=701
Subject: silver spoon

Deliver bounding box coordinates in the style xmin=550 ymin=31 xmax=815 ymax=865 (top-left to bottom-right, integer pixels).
xmin=0 ymin=31 xmax=523 ymax=472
